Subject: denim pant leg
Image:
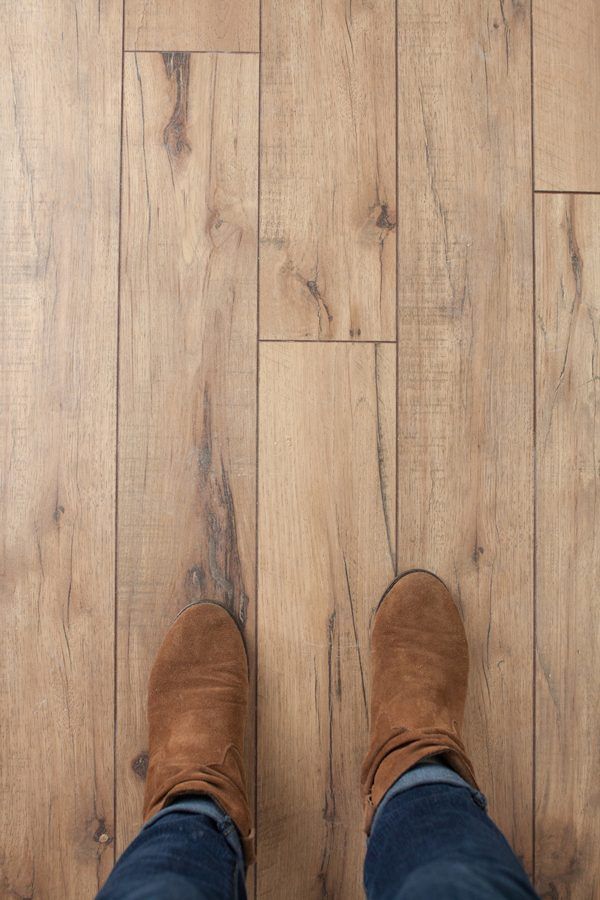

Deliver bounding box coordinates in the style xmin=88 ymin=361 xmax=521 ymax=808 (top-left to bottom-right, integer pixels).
xmin=96 ymin=796 xmax=247 ymax=900
xmin=365 ymin=763 xmax=539 ymax=900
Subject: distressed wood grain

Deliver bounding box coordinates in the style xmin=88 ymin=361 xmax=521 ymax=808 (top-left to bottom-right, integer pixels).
xmin=125 ymin=0 xmax=259 ymax=52
xmin=535 ymin=194 xmax=600 ymax=898
xmin=397 ymin=0 xmax=534 ymax=870
xmin=257 ymin=342 xmax=396 ymax=897
xmin=0 ymin=0 xmax=121 ymax=895
xmin=260 ymin=0 xmax=396 ymax=340
xmin=533 ymin=0 xmax=600 ymax=191
xmin=116 ymin=52 xmax=258 ymax=854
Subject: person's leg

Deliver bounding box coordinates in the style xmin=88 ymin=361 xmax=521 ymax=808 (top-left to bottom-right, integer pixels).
xmin=97 ymin=601 xmax=253 ymax=898
xmin=361 ymin=571 xmax=537 ymax=899
xmin=364 ymin=762 xmax=537 ymax=899
xmin=97 ymin=797 xmax=246 ymax=900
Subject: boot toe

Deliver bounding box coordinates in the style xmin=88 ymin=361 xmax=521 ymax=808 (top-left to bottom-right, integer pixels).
xmin=150 ymin=601 xmax=248 ymax=687
xmin=374 ymin=570 xmax=465 ymax=647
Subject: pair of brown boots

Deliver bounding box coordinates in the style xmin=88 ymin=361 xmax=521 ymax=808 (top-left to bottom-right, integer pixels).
xmin=143 ymin=571 xmax=478 ymax=865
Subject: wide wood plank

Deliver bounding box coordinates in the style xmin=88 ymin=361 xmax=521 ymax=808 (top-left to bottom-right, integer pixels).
xmin=397 ymin=0 xmax=534 ymax=869
xmin=260 ymin=0 xmax=396 ymax=340
xmin=533 ymin=0 xmax=600 ymax=191
xmin=535 ymin=194 xmax=600 ymax=898
xmin=258 ymin=343 xmax=396 ymax=897
xmin=125 ymin=0 xmax=259 ymax=52
xmin=0 ymin=1 xmax=121 ymax=895
xmin=116 ymin=52 xmax=258 ymax=853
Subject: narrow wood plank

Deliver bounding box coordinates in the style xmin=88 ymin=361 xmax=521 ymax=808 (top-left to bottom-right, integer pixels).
xmin=117 ymin=53 xmax=258 ymax=854
xmin=125 ymin=0 xmax=259 ymax=52
xmin=260 ymin=0 xmax=396 ymax=341
xmin=397 ymin=0 xmax=534 ymax=869
xmin=535 ymin=194 xmax=600 ymax=898
xmin=0 ymin=1 xmax=121 ymax=895
xmin=258 ymin=343 xmax=396 ymax=897
xmin=534 ymin=0 xmax=600 ymax=191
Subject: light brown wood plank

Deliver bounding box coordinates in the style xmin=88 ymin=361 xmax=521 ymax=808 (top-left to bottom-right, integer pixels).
xmin=125 ymin=0 xmax=259 ymax=52
xmin=258 ymin=342 xmax=396 ymax=897
xmin=533 ymin=0 xmax=600 ymax=191
xmin=0 ymin=1 xmax=121 ymax=895
xmin=260 ymin=0 xmax=396 ymax=341
xmin=117 ymin=52 xmax=258 ymax=854
xmin=535 ymin=194 xmax=600 ymax=898
xmin=397 ymin=0 xmax=534 ymax=869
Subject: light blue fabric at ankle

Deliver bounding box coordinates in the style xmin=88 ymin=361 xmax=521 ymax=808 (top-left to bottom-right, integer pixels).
xmin=370 ymin=759 xmax=487 ymax=835
xmin=144 ymin=795 xmax=245 ymax=868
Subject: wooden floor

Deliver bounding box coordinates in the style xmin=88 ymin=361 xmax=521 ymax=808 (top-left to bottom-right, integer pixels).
xmin=1 ymin=1 xmax=598 ymax=897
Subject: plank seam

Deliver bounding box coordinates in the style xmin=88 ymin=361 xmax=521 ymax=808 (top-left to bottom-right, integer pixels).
xmin=124 ymin=49 xmax=260 ymax=55
xmin=394 ymin=0 xmax=399 ymax=576
xmin=113 ymin=0 xmax=127 ymax=870
xmin=259 ymin=338 xmax=397 ymax=344
xmin=254 ymin=0 xmax=263 ymax=894
xmin=530 ymin=0 xmax=537 ymax=884
xmin=535 ymin=189 xmax=600 ymax=196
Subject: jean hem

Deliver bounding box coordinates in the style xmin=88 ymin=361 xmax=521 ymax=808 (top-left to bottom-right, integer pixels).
xmin=370 ymin=762 xmax=487 ymax=835
xmin=144 ymin=794 xmax=245 ymax=869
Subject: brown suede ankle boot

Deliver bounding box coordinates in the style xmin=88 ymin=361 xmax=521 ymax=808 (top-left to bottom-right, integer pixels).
xmin=142 ymin=601 xmax=254 ymax=863
xmin=361 ymin=570 xmax=478 ymax=832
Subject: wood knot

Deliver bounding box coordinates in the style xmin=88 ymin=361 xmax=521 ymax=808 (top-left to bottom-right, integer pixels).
xmin=162 ymin=52 xmax=191 ymax=159
xmin=93 ymin=819 xmax=112 ymax=845
xmin=376 ymin=203 xmax=396 ymax=231
xmin=131 ymin=752 xmax=149 ymax=779
xmin=471 ymin=545 xmax=484 ymax=564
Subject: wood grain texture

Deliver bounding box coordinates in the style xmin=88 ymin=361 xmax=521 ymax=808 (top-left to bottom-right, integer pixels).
xmin=397 ymin=0 xmax=534 ymax=869
xmin=125 ymin=0 xmax=259 ymax=52
xmin=0 ymin=1 xmax=121 ymax=896
xmin=260 ymin=0 xmax=396 ymax=341
xmin=533 ymin=0 xmax=600 ymax=191
xmin=258 ymin=343 xmax=396 ymax=897
xmin=116 ymin=52 xmax=258 ymax=853
xmin=535 ymin=195 xmax=600 ymax=899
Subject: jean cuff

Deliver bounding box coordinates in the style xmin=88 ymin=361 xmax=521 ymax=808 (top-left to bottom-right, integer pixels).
xmin=371 ymin=760 xmax=488 ymax=834
xmin=143 ymin=794 xmax=245 ymax=868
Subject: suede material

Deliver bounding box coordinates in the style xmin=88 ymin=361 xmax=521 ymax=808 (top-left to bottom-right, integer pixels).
xmin=142 ymin=602 xmax=254 ymax=864
xmin=361 ymin=571 xmax=478 ymax=832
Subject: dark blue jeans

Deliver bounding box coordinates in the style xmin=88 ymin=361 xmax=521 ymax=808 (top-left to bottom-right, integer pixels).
xmin=97 ymin=796 xmax=246 ymax=900
xmin=98 ymin=765 xmax=538 ymax=899
xmin=364 ymin=764 xmax=538 ymax=898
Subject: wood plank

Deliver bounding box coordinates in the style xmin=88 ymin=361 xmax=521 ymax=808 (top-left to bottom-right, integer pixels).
xmin=125 ymin=0 xmax=259 ymax=52
xmin=397 ymin=0 xmax=534 ymax=869
xmin=260 ymin=0 xmax=396 ymax=340
xmin=533 ymin=0 xmax=600 ymax=191
xmin=116 ymin=52 xmax=258 ymax=854
xmin=0 ymin=1 xmax=121 ymax=895
xmin=258 ymin=343 xmax=396 ymax=897
xmin=535 ymin=194 xmax=600 ymax=897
